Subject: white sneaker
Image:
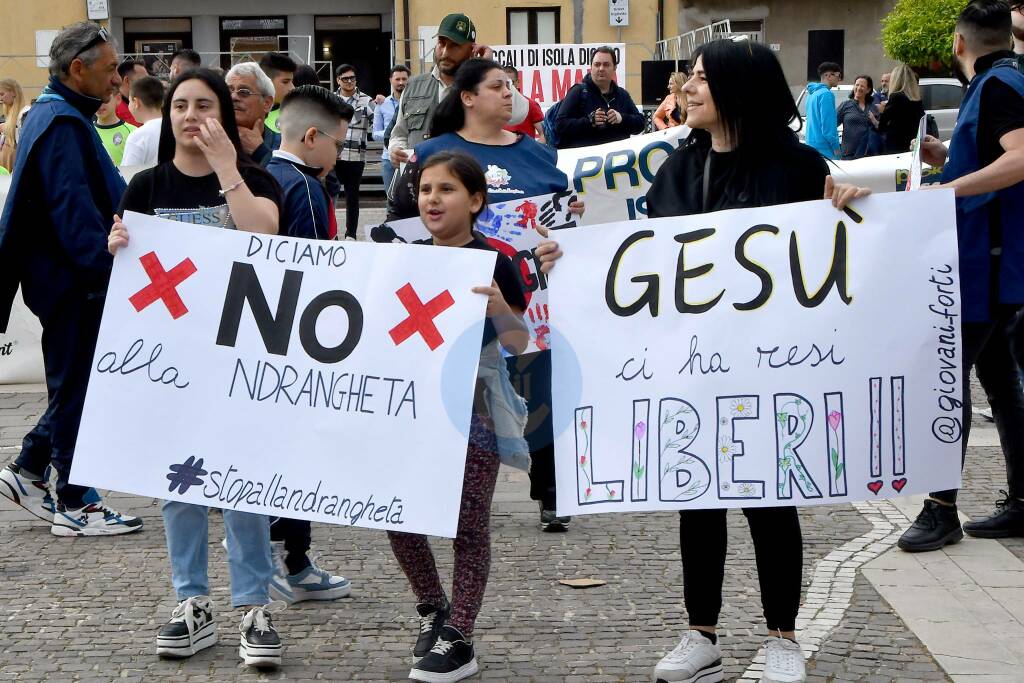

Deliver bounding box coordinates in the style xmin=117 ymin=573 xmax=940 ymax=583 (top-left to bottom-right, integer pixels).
xmin=0 ymin=464 xmax=55 ymax=521
xmin=156 ymin=596 xmax=217 ymax=658
xmin=653 ymin=630 xmax=724 ymax=683
xmin=286 ymin=561 xmax=351 ymax=601
xmin=267 ymin=541 xmax=296 ymax=604
xmin=239 ymin=602 xmax=285 ymax=668
xmin=762 ymin=637 xmax=807 ymax=683
xmin=51 ymin=502 xmax=144 ymax=536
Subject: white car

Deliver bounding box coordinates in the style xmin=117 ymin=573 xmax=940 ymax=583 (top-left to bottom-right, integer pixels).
xmin=794 ymin=78 xmax=962 ymax=141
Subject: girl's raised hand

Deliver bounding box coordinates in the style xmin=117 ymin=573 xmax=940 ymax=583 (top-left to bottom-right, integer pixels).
xmin=568 ymin=200 xmax=585 ymax=217
xmin=194 ymin=118 xmax=238 ymax=177
xmin=536 ymin=240 xmax=563 ymax=274
xmin=824 ymin=175 xmax=871 ymax=211
xmin=108 ymin=214 xmax=129 ymax=255
xmin=472 ymin=279 xmax=512 ymax=318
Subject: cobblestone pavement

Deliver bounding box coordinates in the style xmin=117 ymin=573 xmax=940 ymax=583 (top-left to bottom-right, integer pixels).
xmin=0 ymin=380 xmax=1007 ymax=682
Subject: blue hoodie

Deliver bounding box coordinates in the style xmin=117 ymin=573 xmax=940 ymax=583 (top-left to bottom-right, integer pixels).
xmin=805 ymin=82 xmax=840 ymax=159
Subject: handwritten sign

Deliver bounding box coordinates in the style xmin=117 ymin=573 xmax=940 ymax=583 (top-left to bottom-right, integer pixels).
xmin=369 ymin=191 xmax=580 ymax=354
xmin=491 ymin=43 xmax=627 ymax=109
xmin=71 ymin=212 xmax=496 ymax=538
xmin=550 ymin=191 xmax=963 ymax=515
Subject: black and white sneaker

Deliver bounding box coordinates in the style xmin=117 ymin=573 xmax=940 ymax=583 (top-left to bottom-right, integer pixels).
xmin=239 ymin=603 xmax=284 ymax=668
xmin=409 ymin=625 xmax=478 ymax=683
xmin=414 ymin=600 xmax=451 ymax=661
xmin=539 ymin=506 xmax=571 ymax=532
xmin=156 ymin=596 xmax=217 ymax=658
xmin=0 ymin=463 xmax=55 ymax=522
xmin=51 ymin=502 xmax=144 ymax=536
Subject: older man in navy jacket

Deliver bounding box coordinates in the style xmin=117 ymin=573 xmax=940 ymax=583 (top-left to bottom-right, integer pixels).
xmin=0 ymin=23 xmax=142 ymax=536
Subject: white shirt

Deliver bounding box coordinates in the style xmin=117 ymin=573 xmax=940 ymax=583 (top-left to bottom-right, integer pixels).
xmin=121 ymin=117 xmax=162 ymax=167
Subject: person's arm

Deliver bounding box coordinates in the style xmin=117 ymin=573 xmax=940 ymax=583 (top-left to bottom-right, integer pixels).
xmin=36 ymin=123 xmax=117 ymax=274
xmin=942 ymin=128 xmax=1024 ymax=197
xmin=617 ymin=90 xmax=647 ymax=134
xmin=388 ymin=95 xmax=410 ymax=163
xmin=652 ymin=96 xmax=672 ymax=130
xmin=372 ymin=102 xmax=387 ymax=142
xmin=194 ymin=119 xmax=277 ymax=234
xmin=553 ymin=86 xmax=592 ymax=141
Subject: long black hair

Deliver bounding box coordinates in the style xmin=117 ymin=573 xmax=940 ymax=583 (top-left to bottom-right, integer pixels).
xmin=429 ymin=58 xmax=506 ymax=138
xmin=156 ymin=68 xmax=246 ymax=164
xmin=688 ymin=39 xmax=801 ymax=159
xmin=849 ymin=74 xmax=875 ymax=103
xmin=418 ymin=150 xmax=489 ymax=223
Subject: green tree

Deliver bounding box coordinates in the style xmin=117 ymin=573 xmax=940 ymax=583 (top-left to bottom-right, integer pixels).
xmin=881 ymin=0 xmax=963 ymax=69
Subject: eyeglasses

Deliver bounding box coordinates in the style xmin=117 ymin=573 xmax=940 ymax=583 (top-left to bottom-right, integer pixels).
xmin=228 ymin=87 xmax=260 ymax=98
xmin=338 ymin=76 xmax=356 ymax=83
xmin=74 ymin=27 xmax=110 ymax=60
xmin=315 ymin=128 xmax=346 ymax=153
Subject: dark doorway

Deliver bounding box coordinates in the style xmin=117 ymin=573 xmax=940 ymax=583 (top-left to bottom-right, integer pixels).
xmin=315 ymin=15 xmax=391 ymax=98
xmin=807 ymin=30 xmax=845 ymax=82
xmin=123 ymin=17 xmax=193 ymax=74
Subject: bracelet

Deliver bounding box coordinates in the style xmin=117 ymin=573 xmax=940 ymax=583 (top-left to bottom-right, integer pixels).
xmin=219 ymin=177 xmax=245 ymax=197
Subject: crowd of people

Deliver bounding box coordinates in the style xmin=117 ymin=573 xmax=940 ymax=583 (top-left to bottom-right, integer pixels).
xmin=1 ymin=2 xmax=1024 ymax=682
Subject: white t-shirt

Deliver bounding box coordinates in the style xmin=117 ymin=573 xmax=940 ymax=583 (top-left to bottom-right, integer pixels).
xmin=121 ymin=117 xmax=162 ymax=167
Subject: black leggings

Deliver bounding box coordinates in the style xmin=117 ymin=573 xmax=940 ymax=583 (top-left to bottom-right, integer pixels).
xmin=679 ymin=506 xmax=802 ymax=632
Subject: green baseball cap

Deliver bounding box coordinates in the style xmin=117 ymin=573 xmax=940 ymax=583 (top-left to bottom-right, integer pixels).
xmin=436 ymin=13 xmax=476 ymax=45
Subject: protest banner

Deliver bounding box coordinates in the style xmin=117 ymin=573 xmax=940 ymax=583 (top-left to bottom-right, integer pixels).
xmin=555 ymin=128 xmax=942 ymax=225
xmin=550 ymin=191 xmax=963 ymax=515
xmin=369 ymin=191 xmax=580 ymax=354
xmin=71 ymin=212 xmax=497 ymax=537
xmin=491 ymin=43 xmax=627 ymax=109
xmin=0 ymin=175 xmax=45 ymax=386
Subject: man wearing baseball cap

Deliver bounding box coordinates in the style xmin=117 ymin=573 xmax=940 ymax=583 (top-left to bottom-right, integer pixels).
xmin=387 ymin=13 xmax=528 ymax=167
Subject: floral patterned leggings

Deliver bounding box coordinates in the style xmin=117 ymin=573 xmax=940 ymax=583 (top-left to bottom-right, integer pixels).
xmin=387 ymin=415 xmax=500 ymax=638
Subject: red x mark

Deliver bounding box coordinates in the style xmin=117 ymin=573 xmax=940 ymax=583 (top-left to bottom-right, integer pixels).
xmin=128 ymin=251 xmax=198 ymax=320
xmin=389 ymin=283 xmax=455 ymax=351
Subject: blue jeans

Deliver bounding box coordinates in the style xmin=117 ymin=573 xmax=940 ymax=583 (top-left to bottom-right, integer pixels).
xmin=162 ymin=501 xmax=272 ymax=608
xmin=381 ymin=157 xmax=395 ymax=198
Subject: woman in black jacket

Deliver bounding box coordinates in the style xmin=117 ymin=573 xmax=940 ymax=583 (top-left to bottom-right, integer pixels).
xmin=877 ymin=63 xmax=925 ymax=154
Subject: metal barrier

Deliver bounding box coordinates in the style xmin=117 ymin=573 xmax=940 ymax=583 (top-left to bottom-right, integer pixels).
xmin=655 ymin=20 xmax=734 ymax=61
xmin=389 ymin=38 xmax=427 ymax=75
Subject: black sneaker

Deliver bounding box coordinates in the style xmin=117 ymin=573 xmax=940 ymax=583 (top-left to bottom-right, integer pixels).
xmin=963 ymin=492 xmax=1024 ymax=539
xmin=897 ymin=499 xmax=963 ymax=552
xmin=414 ymin=600 xmax=451 ymax=660
xmin=156 ymin=596 xmax=217 ymax=658
xmin=409 ymin=625 xmax=479 ymax=683
xmin=238 ymin=603 xmax=284 ymax=668
xmin=539 ymin=502 xmax=571 ymax=532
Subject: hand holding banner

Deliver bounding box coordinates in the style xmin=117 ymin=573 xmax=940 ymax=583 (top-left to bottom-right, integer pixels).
xmin=72 ymin=212 xmax=497 ymax=537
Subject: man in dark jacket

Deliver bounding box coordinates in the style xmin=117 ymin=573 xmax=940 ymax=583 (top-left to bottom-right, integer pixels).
xmin=0 ymin=22 xmax=143 ymax=536
xmin=264 ymin=85 xmax=354 ymax=601
xmin=553 ymin=46 xmax=645 ymax=149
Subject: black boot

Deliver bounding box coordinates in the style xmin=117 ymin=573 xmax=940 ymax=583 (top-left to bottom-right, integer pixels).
xmin=897 ymin=499 xmax=963 ymax=552
xmin=963 ymin=492 xmax=1024 ymax=539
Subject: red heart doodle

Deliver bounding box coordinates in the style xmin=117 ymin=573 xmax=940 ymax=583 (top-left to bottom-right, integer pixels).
xmin=867 ymin=480 xmax=884 ymax=495
xmin=892 ymin=478 xmax=908 ymax=493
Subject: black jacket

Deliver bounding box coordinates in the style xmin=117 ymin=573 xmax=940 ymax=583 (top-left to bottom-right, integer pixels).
xmin=878 ymin=92 xmax=925 ymax=154
xmin=553 ymin=74 xmax=645 ymax=149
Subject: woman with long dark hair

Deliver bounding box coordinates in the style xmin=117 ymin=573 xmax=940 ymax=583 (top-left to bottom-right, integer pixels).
xmin=108 ymin=68 xmax=284 ymax=669
xmin=537 ymin=39 xmax=869 ymax=683
xmin=836 ymin=74 xmax=881 ymax=159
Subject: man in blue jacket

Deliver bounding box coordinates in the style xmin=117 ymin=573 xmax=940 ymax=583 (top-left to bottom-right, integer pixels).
xmin=554 ymin=46 xmax=645 ymax=149
xmin=265 ymin=85 xmax=354 ymax=600
xmin=0 ymin=22 xmax=143 ymax=536
xmin=805 ymin=61 xmax=842 ymax=159
xmin=899 ymin=0 xmax=1024 ymax=552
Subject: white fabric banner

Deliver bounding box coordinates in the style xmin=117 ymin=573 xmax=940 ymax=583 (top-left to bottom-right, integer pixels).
xmin=555 ymin=128 xmax=941 ymax=225
xmin=550 ymin=191 xmax=963 ymax=515
xmin=72 ymin=212 xmax=497 ymax=537
xmin=492 ymin=43 xmax=627 ymax=109
xmin=0 ymin=175 xmax=45 ymax=386
xmin=369 ymin=191 xmax=580 ymax=354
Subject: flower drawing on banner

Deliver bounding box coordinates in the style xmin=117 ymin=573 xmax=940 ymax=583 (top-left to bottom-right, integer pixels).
xmin=827 ymin=410 xmax=842 ymax=432
xmin=633 ymin=421 xmax=647 ymax=485
xmin=729 ymin=398 xmax=752 ymax=416
xmin=578 ymin=415 xmax=594 ymax=501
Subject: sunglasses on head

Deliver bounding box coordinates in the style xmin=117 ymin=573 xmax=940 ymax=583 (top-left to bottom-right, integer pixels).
xmin=74 ymin=27 xmax=110 ymax=60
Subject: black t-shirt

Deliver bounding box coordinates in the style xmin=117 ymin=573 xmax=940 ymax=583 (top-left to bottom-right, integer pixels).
xmin=119 ymin=161 xmax=282 ymax=229
xmin=646 ymin=136 xmax=829 ymax=217
xmin=458 ymin=235 xmax=527 ymax=347
xmin=978 ymin=76 xmax=1024 ymax=168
